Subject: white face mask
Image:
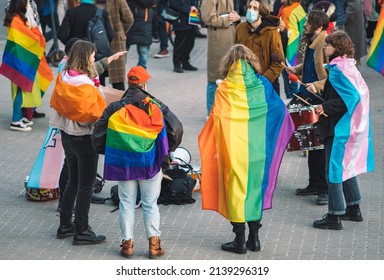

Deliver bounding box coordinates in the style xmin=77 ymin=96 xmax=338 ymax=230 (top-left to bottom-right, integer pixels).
xmin=246 ymin=9 xmax=259 ymax=23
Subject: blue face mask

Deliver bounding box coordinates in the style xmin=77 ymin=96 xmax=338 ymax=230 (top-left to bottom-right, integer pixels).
xmin=246 ymin=9 xmax=259 ymax=23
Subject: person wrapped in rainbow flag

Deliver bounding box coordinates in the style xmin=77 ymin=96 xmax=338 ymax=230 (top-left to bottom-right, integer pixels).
xmin=198 ymin=44 xmax=295 ymax=253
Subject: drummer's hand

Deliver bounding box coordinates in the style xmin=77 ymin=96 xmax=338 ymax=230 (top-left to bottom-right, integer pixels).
xmin=305 ymin=83 xmax=318 ymax=94
xmin=286 ymin=66 xmax=295 ymax=74
xmin=315 ymin=105 xmax=324 ymax=115
xmin=107 ymin=51 xmax=128 ymax=64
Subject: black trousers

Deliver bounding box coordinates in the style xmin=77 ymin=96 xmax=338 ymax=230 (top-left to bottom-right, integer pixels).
xmin=308 ymin=149 xmax=328 ymax=194
xmin=173 ymin=28 xmax=195 ymax=67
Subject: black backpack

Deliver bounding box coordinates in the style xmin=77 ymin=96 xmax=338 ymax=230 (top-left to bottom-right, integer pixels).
xmin=87 ymin=8 xmax=112 ymax=60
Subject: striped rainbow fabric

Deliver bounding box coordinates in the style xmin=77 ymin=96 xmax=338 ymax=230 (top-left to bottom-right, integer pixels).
xmin=104 ymin=99 xmax=169 ymax=181
xmin=280 ymin=2 xmax=306 ymax=66
xmin=367 ymin=7 xmax=384 ymax=76
xmin=26 ymin=127 xmax=65 ymax=190
xmin=0 ymin=15 xmax=53 ymax=94
xmin=327 ymin=57 xmax=374 ymax=183
xmin=198 ymin=60 xmax=295 ymax=222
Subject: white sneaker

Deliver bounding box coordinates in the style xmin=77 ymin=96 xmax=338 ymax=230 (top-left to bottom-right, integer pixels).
xmin=21 ymin=117 xmax=33 ymax=126
xmin=10 ymin=121 xmax=32 ymax=132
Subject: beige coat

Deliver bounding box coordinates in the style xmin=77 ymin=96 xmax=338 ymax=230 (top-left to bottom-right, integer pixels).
xmin=200 ymin=0 xmax=236 ymax=82
xmin=105 ymin=0 xmax=134 ymax=84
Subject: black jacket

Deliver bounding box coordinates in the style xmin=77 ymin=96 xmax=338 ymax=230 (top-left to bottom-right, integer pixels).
xmin=169 ymin=0 xmax=194 ymax=31
xmin=58 ymin=3 xmax=114 ymax=44
xmin=126 ymin=0 xmax=154 ymax=46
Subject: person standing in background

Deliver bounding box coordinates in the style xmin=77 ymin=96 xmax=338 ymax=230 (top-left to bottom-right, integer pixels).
xmin=106 ymin=0 xmax=134 ymax=90
xmin=200 ymin=0 xmax=240 ymax=116
xmin=236 ymin=0 xmax=284 ymax=96
xmin=154 ymin=0 xmax=170 ymax=58
xmin=126 ymin=0 xmax=154 ymax=69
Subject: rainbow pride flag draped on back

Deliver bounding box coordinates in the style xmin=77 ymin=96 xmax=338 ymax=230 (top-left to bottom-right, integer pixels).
xmin=327 ymin=57 xmax=374 ymax=183
xmin=0 ymin=15 xmax=53 ymax=106
xmin=281 ymin=2 xmax=306 ymax=66
xmin=367 ymin=7 xmax=384 ymax=76
xmin=26 ymin=127 xmax=65 ymax=190
xmin=104 ymin=99 xmax=169 ymax=181
xmin=198 ymin=60 xmax=295 ymax=222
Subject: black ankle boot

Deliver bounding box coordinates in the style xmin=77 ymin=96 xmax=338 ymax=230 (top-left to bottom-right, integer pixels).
xmin=73 ymin=226 xmax=106 ymax=245
xmin=221 ymin=236 xmax=247 ymax=254
xmin=56 ymin=224 xmax=75 ymax=239
xmin=313 ymin=214 xmax=343 ymax=230
xmin=340 ymin=205 xmax=363 ymax=222
xmin=247 ymin=221 xmax=262 ymax=251
xmin=221 ymin=222 xmax=247 ymax=254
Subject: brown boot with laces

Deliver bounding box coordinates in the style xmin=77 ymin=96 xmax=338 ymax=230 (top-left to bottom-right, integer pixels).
xmin=149 ymin=236 xmax=165 ymax=259
xmin=120 ymin=239 xmax=133 ymax=258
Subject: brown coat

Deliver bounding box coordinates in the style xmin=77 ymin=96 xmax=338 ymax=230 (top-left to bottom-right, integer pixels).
xmin=292 ymin=30 xmax=328 ymax=93
xmin=105 ymin=0 xmax=134 ymax=84
xmin=200 ymin=0 xmax=237 ymax=82
xmin=236 ymin=16 xmax=284 ymax=83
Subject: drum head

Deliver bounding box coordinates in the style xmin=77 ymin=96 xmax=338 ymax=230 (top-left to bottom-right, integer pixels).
xmin=170 ymin=147 xmax=191 ymax=164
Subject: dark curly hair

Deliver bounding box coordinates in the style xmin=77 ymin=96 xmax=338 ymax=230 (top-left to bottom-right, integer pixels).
xmin=325 ymin=30 xmax=355 ymax=58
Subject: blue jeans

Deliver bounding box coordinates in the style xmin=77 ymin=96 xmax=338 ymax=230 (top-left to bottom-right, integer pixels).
xmin=60 ymin=131 xmax=99 ymax=232
xmin=282 ymin=70 xmax=298 ymax=99
xmin=137 ymin=45 xmax=150 ymax=69
xmin=118 ymin=171 xmax=163 ymax=241
xmin=206 ymin=82 xmax=218 ymax=116
xmin=12 ymin=87 xmax=22 ymax=122
xmin=325 ymin=137 xmax=362 ymax=215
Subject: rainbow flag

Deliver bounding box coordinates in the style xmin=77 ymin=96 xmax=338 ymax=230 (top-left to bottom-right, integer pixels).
xmin=327 ymin=57 xmax=374 ymax=183
xmin=367 ymin=7 xmax=384 ymax=76
xmin=198 ymin=60 xmax=295 ymax=222
xmin=104 ymin=99 xmax=169 ymax=181
xmin=281 ymin=2 xmax=306 ymax=66
xmin=0 ymin=15 xmax=53 ymax=94
xmin=26 ymin=127 xmax=65 ymax=190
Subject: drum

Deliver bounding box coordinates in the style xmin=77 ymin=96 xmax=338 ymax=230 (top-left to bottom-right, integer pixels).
xmin=287 ymin=131 xmax=302 ymax=151
xmin=297 ymin=124 xmax=324 ymax=151
xmin=289 ymin=105 xmax=319 ymax=128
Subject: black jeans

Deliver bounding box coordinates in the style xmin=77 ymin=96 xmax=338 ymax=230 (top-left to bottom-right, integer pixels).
xmin=60 ymin=131 xmax=99 ymax=233
xmin=308 ymin=149 xmax=328 ymax=194
xmin=173 ymin=28 xmax=195 ymax=67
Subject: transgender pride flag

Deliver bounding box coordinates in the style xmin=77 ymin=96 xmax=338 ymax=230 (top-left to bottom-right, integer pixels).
xmin=327 ymin=57 xmax=374 ymax=183
xmin=26 ymin=127 xmax=65 ymax=190
xmin=198 ymin=60 xmax=295 ymax=222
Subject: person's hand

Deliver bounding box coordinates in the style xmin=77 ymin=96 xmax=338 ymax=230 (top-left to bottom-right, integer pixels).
xmin=314 ymin=104 xmax=324 ymax=115
xmin=229 ymin=11 xmax=241 ymax=23
xmin=191 ymin=6 xmax=198 ymax=12
xmin=305 ymin=83 xmax=318 ymax=94
xmin=279 ymin=18 xmax=286 ymax=32
xmin=286 ymin=66 xmax=296 ymax=74
xmin=107 ymin=51 xmax=127 ymax=64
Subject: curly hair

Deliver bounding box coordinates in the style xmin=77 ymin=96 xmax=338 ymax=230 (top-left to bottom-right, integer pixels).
xmin=220 ymin=44 xmax=261 ymax=77
xmin=64 ymin=40 xmax=97 ymax=78
xmin=325 ymin=30 xmax=355 ymax=58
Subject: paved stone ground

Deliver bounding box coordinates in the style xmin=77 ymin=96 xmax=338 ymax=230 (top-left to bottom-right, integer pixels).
xmin=0 ymin=31 xmax=383 ymax=262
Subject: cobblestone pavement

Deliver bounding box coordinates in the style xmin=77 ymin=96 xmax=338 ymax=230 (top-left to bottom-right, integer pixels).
xmin=0 ymin=31 xmax=383 ymax=263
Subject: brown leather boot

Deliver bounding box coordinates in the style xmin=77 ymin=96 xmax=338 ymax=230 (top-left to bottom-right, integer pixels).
xmin=149 ymin=236 xmax=165 ymax=259
xmin=120 ymin=239 xmax=133 ymax=258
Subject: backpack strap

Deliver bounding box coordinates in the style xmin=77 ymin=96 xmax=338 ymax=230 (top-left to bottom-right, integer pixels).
xmin=96 ymin=8 xmax=104 ymax=19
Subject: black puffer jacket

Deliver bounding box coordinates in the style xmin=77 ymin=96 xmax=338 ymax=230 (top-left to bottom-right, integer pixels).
xmin=126 ymin=0 xmax=154 ymax=46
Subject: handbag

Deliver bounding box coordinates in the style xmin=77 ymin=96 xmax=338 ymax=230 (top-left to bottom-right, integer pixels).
xmin=162 ymin=1 xmax=179 ymax=23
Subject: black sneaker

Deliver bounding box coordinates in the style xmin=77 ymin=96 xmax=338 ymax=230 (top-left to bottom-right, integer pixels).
xmin=73 ymin=227 xmax=106 ymax=245
xmin=313 ymin=214 xmax=343 ymax=230
xmin=173 ymin=66 xmax=184 ymax=73
xmin=33 ymin=111 xmax=46 ymax=118
xmin=10 ymin=121 xmax=32 ymax=132
xmin=182 ymin=63 xmax=198 ymax=71
xmin=316 ymin=193 xmax=328 ymax=205
xmin=295 ymin=185 xmax=318 ymax=196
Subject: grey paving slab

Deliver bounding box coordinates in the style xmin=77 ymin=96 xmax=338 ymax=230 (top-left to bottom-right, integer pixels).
xmin=0 ymin=31 xmax=383 ymax=261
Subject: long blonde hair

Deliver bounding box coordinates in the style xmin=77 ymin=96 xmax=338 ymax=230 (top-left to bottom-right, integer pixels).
xmin=220 ymin=44 xmax=261 ymax=77
xmin=64 ymin=40 xmax=97 ymax=78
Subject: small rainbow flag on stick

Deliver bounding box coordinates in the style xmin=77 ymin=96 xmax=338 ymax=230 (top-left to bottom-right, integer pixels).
xmin=198 ymin=60 xmax=295 ymax=222
xmin=367 ymin=7 xmax=384 ymax=76
xmin=189 ymin=10 xmax=202 ymax=26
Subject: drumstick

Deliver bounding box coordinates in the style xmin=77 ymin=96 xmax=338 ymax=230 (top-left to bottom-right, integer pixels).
xmin=288 ymin=74 xmax=325 ymax=102
xmin=293 ymin=93 xmax=328 ymax=117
